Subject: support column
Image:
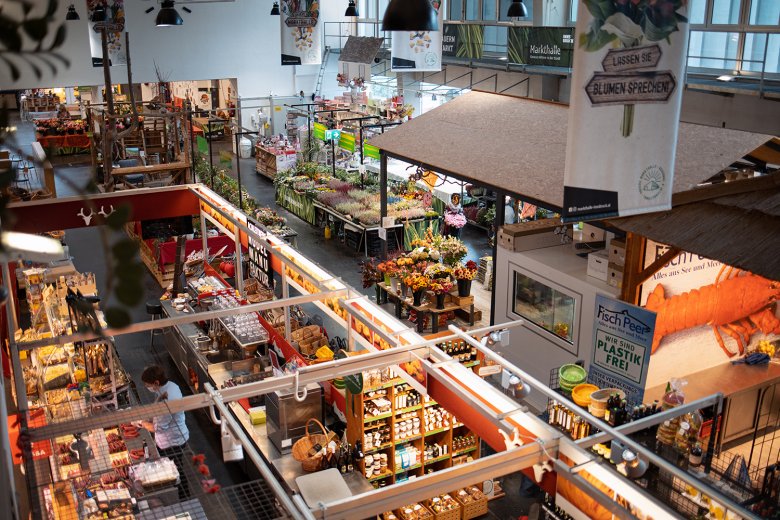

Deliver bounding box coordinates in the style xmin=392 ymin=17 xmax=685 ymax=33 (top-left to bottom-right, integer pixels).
xmin=380 ymin=152 xmax=388 ymax=259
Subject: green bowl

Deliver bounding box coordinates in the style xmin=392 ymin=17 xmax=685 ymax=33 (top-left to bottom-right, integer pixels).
xmin=559 ymin=364 xmax=587 ymax=386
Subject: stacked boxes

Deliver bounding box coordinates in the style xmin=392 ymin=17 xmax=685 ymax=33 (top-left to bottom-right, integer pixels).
xmin=607 ymin=238 xmax=626 ymax=289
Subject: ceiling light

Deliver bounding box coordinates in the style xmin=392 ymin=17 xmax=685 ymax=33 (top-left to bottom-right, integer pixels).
xmin=157 ymin=0 xmax=183 ymax=26
xmin=717 ymin=75 xmax=735 ymax=82
xmin=622 ymin=450 xmax=648 ymax=479
xmin=145 ymin=6 xmax=155 ymax=14
xmin=65 ymin=5 xmax=80 ymax=21
xmin=0 ymin=232 xmax=65 ymax=263
xmin=382 ymin=0 xmax=438 ymax=31
xmin=345 ymin=0 xmax=359 ymax=16
xmin=91 ymin=4 xmax=107 ymax=22
xmin=507 ymin=0 xmax=528 ymax=18
xmin=270 ymin=1 xmax=280 ymax=15
xmin=508 ymin=376 xmax=531 ymax=399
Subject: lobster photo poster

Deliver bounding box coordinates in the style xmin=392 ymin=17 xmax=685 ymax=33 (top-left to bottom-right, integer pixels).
xmin=640 ymin=240 xmax=780 ymax=388
xmin=280 ymin=0 xmax=322 ymax=66
xmin=562 ymin=0 xmax=690 ymax=222
xmin=87 ymin=0 xmax=127 ymax=67
xmin=390 ymin=1 xmax=443 ymax=72
xmin=590 ymin=295 xmax=655 ymax=405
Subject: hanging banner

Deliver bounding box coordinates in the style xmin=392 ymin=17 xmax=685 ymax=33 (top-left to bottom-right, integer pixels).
xmin=590 ymin=294 xmax=655 ymax=405
xmin=338 ymin=131 xmax=356 ymax=152
xmin=363 ymin=143 xmax=380 ymax=160
xmin=442 ymin=23 xmax=484 ymax=60
xmin=391 ymin=0 xmax=443 ymax=72
xmin=247 ymin=218 xmax=275 ymax=289
xmin=508 ymin=27 xmax=575 ymax=68
xmin=280 ymin=0 xmax=322 ymax=66
xmin=87 ymin=0 xmax=127 ymax=67
xmin=312 ymin=122 xmax=327 ymax=141
xmin=562 ymin=0 xmax=690 ymax=222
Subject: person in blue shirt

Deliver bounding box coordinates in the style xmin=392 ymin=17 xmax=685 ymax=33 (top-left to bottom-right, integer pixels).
xmin=140 ymin=365 xmax=190 ymax=498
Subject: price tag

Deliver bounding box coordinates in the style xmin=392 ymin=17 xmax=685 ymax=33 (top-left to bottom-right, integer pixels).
xmin=382 ymin=216 xmax=395 ymax=228
xmin=378 ymin=227 xmax=387 ymax=241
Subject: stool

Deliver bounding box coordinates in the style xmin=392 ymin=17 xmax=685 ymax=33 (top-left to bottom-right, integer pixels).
xmin=147 ymin=300 xmax=164 ymax=350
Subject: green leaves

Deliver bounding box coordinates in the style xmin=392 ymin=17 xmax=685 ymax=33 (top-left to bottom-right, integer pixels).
xmin=583 ymin=0 xmax=616 ymax=23
xmin=104 ymin=308 xmax=131 ymax=329
xmin=579 ymin=26 xmax=617 ymax=51
xmin=104 ymin=204 xmax=146 ymax=329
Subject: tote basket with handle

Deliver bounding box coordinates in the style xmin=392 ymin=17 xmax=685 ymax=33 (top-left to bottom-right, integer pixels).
xmin=292 ymin=418 xmax=329 ymax=472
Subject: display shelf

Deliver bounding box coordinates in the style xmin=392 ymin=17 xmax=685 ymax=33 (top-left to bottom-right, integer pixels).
xmin=365 ymin=442 xmax=393 ymax=454
xmin=425 ymin=427 xmax=449 ymax=437
xmin=395 ymin=404 xmax=422 ymax=415
xmin=395 ymin=435 xmax=422 ymax=445
xmin=364 ymin=379 xmax=403 ymax=393
xmin=424 ymin=454 xmax=451 ymax=465
xmin=368 ymin=471 xmax=394 ymax=482
xmin=365 ymin=412 xmax=392 ymax=423
xmin=395 ymin=463 xmax=422 ymax=474
xmin=452 ymin=446 xmax=478 ymax=457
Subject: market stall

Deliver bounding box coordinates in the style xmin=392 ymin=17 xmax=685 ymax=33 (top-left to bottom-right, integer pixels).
xmin=3 ymin=184 xmax=766 ymax=520
xmin=255 ymin=137 xmax=298 ymax=180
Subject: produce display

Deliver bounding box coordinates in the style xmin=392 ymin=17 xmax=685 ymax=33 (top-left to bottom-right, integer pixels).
xmin=275 ymin=162 xmax=439 ymax=227
xmin=35 ymin=118 xmax=88 ymax=135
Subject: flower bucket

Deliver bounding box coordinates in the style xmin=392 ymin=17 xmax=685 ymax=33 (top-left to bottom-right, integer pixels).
xmin=383 ymin=274 xmax=391 ymax=286
xmin=457 ymin=279 xmax=472 ymax=297
xmin=413 ymin=290 xmax=424 ymax=307
xmin=400 ymin=282 xmax=408 ymax=298
xmin=390 ymin=277 xmax=399 ymax=293
xmin=435 ymin=293 xmax=446 ymax=309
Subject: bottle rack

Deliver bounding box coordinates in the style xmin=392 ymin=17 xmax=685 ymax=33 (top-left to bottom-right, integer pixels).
xmin=347 ymin=373 xmax=480 ymax=487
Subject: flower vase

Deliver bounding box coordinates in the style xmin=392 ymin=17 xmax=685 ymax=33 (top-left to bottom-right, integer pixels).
xmin=435 ymin=293 xmax=446 ymax=309
xmin=457 ymin=279 xmax=472 ymax=297
xmin=383 ymin=274 xmax=391 ymax=286
xmin=400 ymin=282 xmax=408 ymax=298
xmin=412 ymin=290 xmax=424 ymax=307
xmin=390 ymin=277 xmax=399 ymax=293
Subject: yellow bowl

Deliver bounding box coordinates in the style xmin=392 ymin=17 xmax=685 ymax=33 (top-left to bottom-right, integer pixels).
xmin=572 ymin=384 xmax=599 ymax=407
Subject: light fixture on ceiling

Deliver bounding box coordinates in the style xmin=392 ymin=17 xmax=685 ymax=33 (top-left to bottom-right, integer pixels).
xmin=157 ymin=0 xmax=183 ymax=26
xmin=507 ymin=0 xmax=528 ymax=18
xmin=145 ymin=6 xmax=155 ymax=14
xmin=345 ymin=0 xmax=358 ymax=17
xmin=270 ymin=1 xmax=280 ymax=15
xmin=508 ymin=375 xmax=531 ymax=399
xmin=382 ymin=0 xmax=438 ymax=31
xmin=65 ymin=4 xmax=80 ymax=21
xmin=1 ymin=231 xmax=65 ymax=263
xmin=91 ymin=4 xmax=107 ymax=22
xmin=717 ymin=75 xmax=735 ymax=82
xmin=622 ymin=450 xmax=648 ymax=479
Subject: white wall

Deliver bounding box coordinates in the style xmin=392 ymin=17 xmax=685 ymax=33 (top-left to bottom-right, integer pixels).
xmin=493 ymin=244 xmax=619 ymax=412
xmin=0 ymin=0 xmax=308 ymax=102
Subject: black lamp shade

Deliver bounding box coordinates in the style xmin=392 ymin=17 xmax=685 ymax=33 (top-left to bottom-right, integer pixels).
xmin=507 ymin=0 xmax=528 ymax=18
xmin=345 ymin=0 xmax=358 ymax=17
xmin=382 ymin=0 xmax=438 ymax=31
xmin=91 ymin=4 xmax=107 ymax=22
xmin=270 ymin=2 xmax=280 ymax=15
xmin=66 ymin=5 xmax=80 ymax=20
xmin=157 ymin=0 xmax=183 ymax=26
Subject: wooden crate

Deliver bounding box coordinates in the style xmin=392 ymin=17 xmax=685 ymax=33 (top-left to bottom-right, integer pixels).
xmin=447 ymin=293 xmax=474 ymax=307
xmin=426 ymin=501 xmax=461 ymax=520
xmin=456 ymin=493 xmax=488 ymax=520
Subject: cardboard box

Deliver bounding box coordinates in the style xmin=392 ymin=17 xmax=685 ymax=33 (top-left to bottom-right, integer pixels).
xmin=608 ymin=238 xmax=626 ymax=266
xmin=498 ymin=219 xmax=570 ymax=252
xmin=587 ymin=251 xmax=609 ymax=281
xmin=607 ymin=262 xmax=624 ymax=289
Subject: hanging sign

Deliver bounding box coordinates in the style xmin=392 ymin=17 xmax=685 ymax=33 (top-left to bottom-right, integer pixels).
xmin=562 ymin=0 xmax=690 ymax=222
xmin=589 ymin=295 xmax=655 ymax=404
xmin=280 ymin=0 xmax=322 ymax=66
xmin=325 ymin=129 xmax=341 ymax=141
xmin=391 ymin=1 xmax=443 ymax=72
xmin=363 ymin=143 xmax=380 ymax=160
xmin=442 ymin=23 xmax=484 ymax=59
xmin=508 ymin=27 xmax=574 ymax=67
xmin=312 ymin=122 xmax=327 ymax=141
xmin=338 ymin=131 xmax=356 ymax=152
xmin=247 ymin=218 xmax=275 ymax=289
xmin=87 ymin=0 xmax=127 ymax=67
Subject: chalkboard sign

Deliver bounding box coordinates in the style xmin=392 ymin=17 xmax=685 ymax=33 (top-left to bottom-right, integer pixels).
xmin=140 ymin=216 xmax=194 ymax=240
xmin=247 ymin=218 xmax=275 ymax=289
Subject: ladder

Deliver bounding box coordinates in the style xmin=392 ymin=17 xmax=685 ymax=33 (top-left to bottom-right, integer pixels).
xmin=314 ymin=46 xmax=331 ymax=97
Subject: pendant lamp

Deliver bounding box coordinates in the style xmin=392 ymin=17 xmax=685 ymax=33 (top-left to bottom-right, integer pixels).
xmin=382 ymin=0 xmax=438 ymax=32
xmin=91 ymin=4 xmax=107 ymax=22
xmin=345 ymin=0 xmax=359 ymax=17
xmin=157 ymin=0 xmax=183 ymax=26
xmin=270 ymin=2 xmax=280 ymax=15
xmin=507 ymin=0 xmax=528 ymax=18
xmin=66 ymin=5 xmax=80 ymax=20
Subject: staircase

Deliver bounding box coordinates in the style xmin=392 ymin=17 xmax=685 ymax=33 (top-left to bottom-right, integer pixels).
xmin=314 ymin=46 xmax=332 ymax=97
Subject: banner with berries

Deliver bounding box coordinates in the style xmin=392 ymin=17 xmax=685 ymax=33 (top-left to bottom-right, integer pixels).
xmin=280 ymin=0 xmax=322 ymax=66
xmin=562 ymin=0 xmax=689 ymax=222
xmin=390 ymin=1 xmax=443 ymax=72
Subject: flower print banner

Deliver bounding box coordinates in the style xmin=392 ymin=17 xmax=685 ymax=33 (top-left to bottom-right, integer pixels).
xmin=87 ymin=0 xmax=127 ymax=67
xmin=280 ymin=0 xmax=322 ymax=66
xmin=562 ymin=0 xmax=690 ymax=222
xmin=390 ymin=1 xmax=443 ymax=72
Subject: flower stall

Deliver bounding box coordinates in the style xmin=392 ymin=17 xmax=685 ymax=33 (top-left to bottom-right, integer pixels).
xmin=35 ymin=118 xmax=91 ymax=155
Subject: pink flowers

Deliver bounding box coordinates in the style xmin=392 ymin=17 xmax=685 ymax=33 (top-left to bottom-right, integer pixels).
xmin=444 ymin=211 xmax=466 ymax=229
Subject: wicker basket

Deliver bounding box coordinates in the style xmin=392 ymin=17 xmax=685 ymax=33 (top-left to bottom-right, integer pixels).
xmin=455 ymin=492 xmax=488 ymax=520
xmin=291 ymin=418 xmax=329 ymax=472
xmin=426 ymin=501 xmax=461 ymax=520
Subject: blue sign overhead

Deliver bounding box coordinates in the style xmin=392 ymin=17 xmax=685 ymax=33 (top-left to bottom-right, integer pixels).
xmin=589 ymin=294 xmax=656 ymax=405
xmin=325 ymin=129 xmax=341 ymax=141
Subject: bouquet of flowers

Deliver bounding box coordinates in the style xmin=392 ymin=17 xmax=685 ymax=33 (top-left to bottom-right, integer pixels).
xmin=404 ymin=273 xmax=430 ymax=292
xmin=452 ymin=260 xmax=477 ymax=281
xmin=440 ymin=237 xmax=468 ymax=265
xmin=444 ymin=211 xmax=467 ymax=229
xmin=429 ymin=279 xmax=453 ymax=295
xmin=255 ymin=207 xmax=287 ymax=227
xmin=360 ymin=259 xmax=383 ymax=289
xmin=425 ymin=264 xmax=452 ymax=280
xmin=377 ymin=260 xmax=399 ymax=277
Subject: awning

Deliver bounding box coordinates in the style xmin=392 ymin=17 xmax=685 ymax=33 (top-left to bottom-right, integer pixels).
xmin=609 ymin=173 xmax=780 ymax=281
xmin=368 ymin=91 xmax=775 ymax=211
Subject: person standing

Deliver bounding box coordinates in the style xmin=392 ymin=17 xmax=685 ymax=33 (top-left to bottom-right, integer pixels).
xmin=140 ymin=365 xmax=190 ymax=498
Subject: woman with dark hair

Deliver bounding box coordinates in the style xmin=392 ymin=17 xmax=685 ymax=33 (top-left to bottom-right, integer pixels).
xmin=139 ymin=364 xmax=190 ymax=498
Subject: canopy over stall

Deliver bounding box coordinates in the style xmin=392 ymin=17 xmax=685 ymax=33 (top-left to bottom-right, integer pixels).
xmin=368 ymin=91 xmax=774 ymax=212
